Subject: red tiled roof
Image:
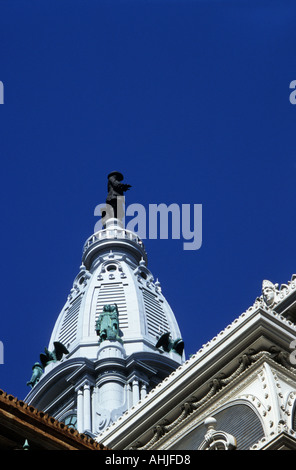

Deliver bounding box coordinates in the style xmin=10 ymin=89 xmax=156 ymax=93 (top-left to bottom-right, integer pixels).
xmin=0 ymin=389 xmax=109 ymax=450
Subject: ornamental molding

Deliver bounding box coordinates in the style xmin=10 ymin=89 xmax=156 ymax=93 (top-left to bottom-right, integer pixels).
xmin=143 ymin=359 xmax=266 ymax=450
xmin=162 ymin=358 xmax=296 ymax=448
xmin=97 ymin=274 xmax=296 ymax=447
xmin=285 ymin=390 xmax=296 ymax=419
xmin=190 ymin=300 xmax=296 ymax=363
xmin=158 ymin=356 xmax=296 ymax=450
xmin=130 ymin=350 xmax=296 ymax=450
xmin=198 ymin=417 xmax=237 ymax=450
xmin=250 ymin=426 xmax=296 ymax=450
xmin=252 ymin=274 xmax=296 ymax=311
xmin=97 ymin=308 xmax=296 ymax=446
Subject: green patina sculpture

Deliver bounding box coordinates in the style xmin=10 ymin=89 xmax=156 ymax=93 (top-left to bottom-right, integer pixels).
xmin=23 ymin=440 xmax=30 ymax=450
xmin=27 ymin=342 xmax=69 ymax=387
xmin=26 ymin=362 xmax=43 ymax=388
xmin=96 ymin=304 xmax=122 ymax=343
xmin=155 ymin=332 xmax=184 ymax=357
xmin=40 ymin=341 xmax=69 ymax=368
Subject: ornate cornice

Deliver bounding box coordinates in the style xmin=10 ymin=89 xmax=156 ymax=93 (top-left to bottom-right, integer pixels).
xmin=130 ymin=349 xmax=296 ymax=450
xmin=97 ymin=274 xmax=296 ymax=449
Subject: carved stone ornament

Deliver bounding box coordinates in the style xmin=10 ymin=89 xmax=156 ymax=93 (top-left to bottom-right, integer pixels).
xmin=262 ymin=279 xmax=279 ymax=308
xmin=198 ymin=417 xmax=237 ymax=450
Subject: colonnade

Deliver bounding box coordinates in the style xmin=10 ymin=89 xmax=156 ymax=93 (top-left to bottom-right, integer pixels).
xmin=75 ymin=377 xmax=148 ymax=434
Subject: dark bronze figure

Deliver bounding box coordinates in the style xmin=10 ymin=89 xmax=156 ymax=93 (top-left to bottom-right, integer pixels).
xmin=155 ymin=332 xmax=184 ymax=357
xmin=40 ymin=341 xmax=69 ymax=368
xmin=103 ymin=171 xmax=131 ymax=221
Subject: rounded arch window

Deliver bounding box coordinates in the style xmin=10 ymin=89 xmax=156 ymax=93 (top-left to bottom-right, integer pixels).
xmin=63 ymin=413 xmax=77 ymax=430
xmin=171 ymin=402 xmax=265 ymax=450
xmin=106 ymin=264 xmax=117 ymax=272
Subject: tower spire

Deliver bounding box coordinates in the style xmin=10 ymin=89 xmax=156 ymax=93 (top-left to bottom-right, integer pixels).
xmin=25 ymin=173 xmax=184 ymax=436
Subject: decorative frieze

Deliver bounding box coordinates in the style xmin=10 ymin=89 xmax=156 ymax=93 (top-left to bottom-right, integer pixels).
xmin=130 ymin=349 xmax=296 ymax=450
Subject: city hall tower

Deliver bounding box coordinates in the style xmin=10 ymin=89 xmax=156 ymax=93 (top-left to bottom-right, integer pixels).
xmin=25 ymin=172 xmax=184 ymax=436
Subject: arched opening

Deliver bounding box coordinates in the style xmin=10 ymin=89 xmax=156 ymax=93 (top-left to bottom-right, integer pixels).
xmin=171 ymin=402 xmax=265 ymax=450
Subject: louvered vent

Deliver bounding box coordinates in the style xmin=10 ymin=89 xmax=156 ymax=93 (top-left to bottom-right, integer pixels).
xmin=58 ymin=294 xmax=82 ymax=347
xmin=95 ymin=283 xmax=128 ymax=329
xmin=143 ymin=288 xmax=169 ymax=337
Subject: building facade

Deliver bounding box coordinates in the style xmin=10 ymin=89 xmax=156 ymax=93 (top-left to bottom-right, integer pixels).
xmin=24 ymin=173 xmax=296 ymax=450
xmin=97 ymin=275 xmax=296 ymax=450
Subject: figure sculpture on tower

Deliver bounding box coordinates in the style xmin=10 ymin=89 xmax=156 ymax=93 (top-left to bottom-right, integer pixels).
xmin=103 ymin=171 xmax=131 ymax=222
xmin=96 ymin=304 xmax=122 ymax=343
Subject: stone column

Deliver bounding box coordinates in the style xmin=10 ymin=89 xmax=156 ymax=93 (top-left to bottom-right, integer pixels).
xmin=132 ymin=378 xmax=140 ymax=406
xmin=140 ymin=382 xmax=147 ymax=400
xmin=126 ymin=382 xmax=133 ymax=408
xmin=83 ymin=381 xmax=91 ymax=432
xmin=76 ymin=386 xmax=84 ymax=433
xmin=92 ymin=385 xmax=98 ymax=433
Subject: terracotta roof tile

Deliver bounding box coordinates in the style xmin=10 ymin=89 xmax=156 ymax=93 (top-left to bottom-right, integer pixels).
xmin=0 ymin=389 xmax=109 ymax=450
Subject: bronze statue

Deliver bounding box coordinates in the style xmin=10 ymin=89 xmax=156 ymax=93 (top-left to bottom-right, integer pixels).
xmin=40 ymin=341 xmax=69 ymax=368
xmin=26 ymin=362 xmax=43 ymax=388
xmin=155 ymin=332 xmax=184 ymax=357
xmin=103 ymin=171 xmax=131 ymax=221
xmin=96 ymin=304 xmax=122 ymax=343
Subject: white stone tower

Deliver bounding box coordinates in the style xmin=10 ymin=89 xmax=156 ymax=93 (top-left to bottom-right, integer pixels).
xmin=25 ymin=173 xmax=184 ymax=436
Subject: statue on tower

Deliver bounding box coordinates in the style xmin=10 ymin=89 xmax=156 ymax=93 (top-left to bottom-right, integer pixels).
xmin=96 ymin=304 xmax=122 ymax=343
xmin=155 ymin=331 xmax=184 ymax=357
xmin=102 ymin=171 xmax=131 ymax=222
xmin=39 ymin=341 xmax=69 ymax=368
xmin=26 ymin=362 xmax=43 ymax=388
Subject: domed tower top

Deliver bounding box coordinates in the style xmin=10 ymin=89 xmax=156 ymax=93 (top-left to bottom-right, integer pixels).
xmin=25 ymin=172 xmax=184 ymax=436
xmin=47 ymin=214 xmax=182 ymax=360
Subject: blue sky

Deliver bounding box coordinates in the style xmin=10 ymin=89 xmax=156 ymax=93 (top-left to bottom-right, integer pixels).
xmin=0 ymin=0 xmax=296 ymax=401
